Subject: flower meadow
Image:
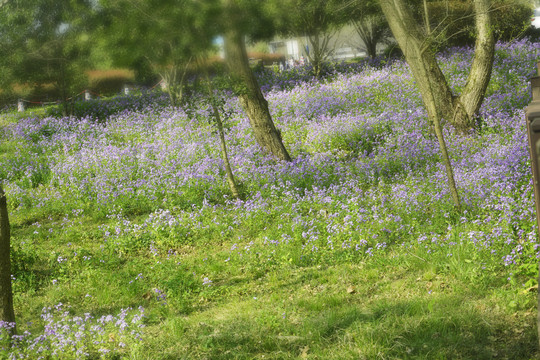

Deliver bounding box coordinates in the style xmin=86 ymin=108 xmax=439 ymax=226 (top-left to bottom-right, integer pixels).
xmin=0 ymin=305 xmax=145 ymax=359
xmin=1 ymin=39 xmax=540 ymax=358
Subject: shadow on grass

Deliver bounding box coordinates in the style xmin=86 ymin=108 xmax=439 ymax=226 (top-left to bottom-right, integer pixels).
xmin=167 ymin=293 xmax=537 ymax=360
xmin=358 ymin=297 xmax=537 ymax=359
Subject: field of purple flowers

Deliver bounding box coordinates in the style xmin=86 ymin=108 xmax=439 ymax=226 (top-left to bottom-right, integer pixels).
xmin=1 ymin=39 xmax=540 ymax=358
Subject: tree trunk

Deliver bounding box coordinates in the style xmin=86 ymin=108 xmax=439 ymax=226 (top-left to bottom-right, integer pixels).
xmin=223 ymin=11 xmax=292 ymax=162
xmin=379 ymin=0 xmax=494 ymax=133
xmin=211 ymin=103 xmax=241 ymax=199
xmin=159 ymin=57 xmax=192 ymax=108
xmin=454 ymin=0 xmax=495 ymax=131
xmin=309 ymin=32 xmax=323 ymax=77
xmin=379 ymin=0 xmax=456 ymax=119
xmin=202 ymin=68 xmax=242 ymax=200
xmin=379 ymin=0 xmax=461 ymax=209
xmin=379 ymin=0 xmax=494 ymax=209
xmin=0 ymin=185 xmax=15 ymax=334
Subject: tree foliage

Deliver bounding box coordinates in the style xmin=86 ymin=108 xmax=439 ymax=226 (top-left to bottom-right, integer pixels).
xmin=0 ymin=0 xmax=95 ymax=109
xmin=404 ymin=0 xmax=531 ymax=48
xmin=97 ymin=0 xmax=220 ymax=105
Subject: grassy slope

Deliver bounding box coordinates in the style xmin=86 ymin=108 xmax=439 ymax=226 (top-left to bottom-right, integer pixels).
xmin=8 ymin=211 xmax=537 ymax=359
xmin=1 ymin=42 xmax=540 ymax=359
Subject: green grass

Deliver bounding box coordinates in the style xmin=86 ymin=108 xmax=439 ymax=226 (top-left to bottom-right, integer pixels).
xmin=4 ymin=167 xmax=539 ymax=358
xmin=2 ymin=55 xmax=540 ymax=358
xmin=108 ymin=258 xmax=537 ymax=359
xmin=8 ymin=208 xmax=538 ymax=359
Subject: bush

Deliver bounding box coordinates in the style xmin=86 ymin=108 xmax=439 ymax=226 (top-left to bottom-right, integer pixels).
xmin=0 ymin=83 xmax=58 ymax=109
xmin=45 ymin=90 xmax=170 ymax=120
xmin=87 ymin=69 xmax=135 ymax=96
xmin=248 ymin=52 xmax=285 ymax=66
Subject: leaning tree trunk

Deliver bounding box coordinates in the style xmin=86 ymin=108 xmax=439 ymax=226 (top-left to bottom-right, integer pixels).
xmin=211 ymin=103 xmax=242 ymax=199
xmin=379 ymin=0 xmax=461 ymax=210
xmin=379 ymin=0 xmax=494 ymax=133
xmin=202 ymin=68 xmax=242 ymax=199
xmin=379 ymin=0 xmax=495 ymax=209
xmin=223 ymin=4 xmax=291 ymax=162
xmin=0 ymin=185 xmax=15 ymax=334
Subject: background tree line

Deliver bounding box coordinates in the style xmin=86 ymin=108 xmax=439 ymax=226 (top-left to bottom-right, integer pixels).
xmin=0 ymin=0 xmax=533 ymax=109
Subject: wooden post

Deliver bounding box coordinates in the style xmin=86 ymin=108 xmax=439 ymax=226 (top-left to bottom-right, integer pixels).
xmin=0 ymin=185 xmax=15 ymax=333
xmin=525 ymin=62 xmax=540 ymax=351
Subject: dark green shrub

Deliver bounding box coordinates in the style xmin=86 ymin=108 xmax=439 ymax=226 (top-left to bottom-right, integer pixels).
xmin=87 ymin=69 xmax=135 ymax=96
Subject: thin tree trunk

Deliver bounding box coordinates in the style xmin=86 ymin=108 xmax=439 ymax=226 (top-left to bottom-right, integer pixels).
xmin=310 ymin=33 xmax=320 ymax=76
xmin=211 ymin=103 xmax=241 ymax=199
xmin=60 ymin=60 xmax=69 ymax=117
xmin=379 ymin=0 xmax=494 ymax=208
xmin=379 ymin=0 xmax=461 ymax=209
xmin=201 ymin=68 xmax=241 ymax=199
xmin=423 ymin=0 xmax=431 ymax=35
xmin=354 ymin=15 xmax=389 ymax=60
xmin=165 ymin=67 xmax=178 ymax=107
xmin=424 ymin=81 xmax=462 ymax=211
xmin=0 ymin=185 xmax=15 ymax=334
xmin=308 ymin=31 xmax=333 ymax=78
xmin=223 ymin=6 xmax=291 ymax=162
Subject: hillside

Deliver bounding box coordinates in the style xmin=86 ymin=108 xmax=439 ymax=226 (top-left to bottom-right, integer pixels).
xmin=0 ymin=40 xmax=539 ymax=359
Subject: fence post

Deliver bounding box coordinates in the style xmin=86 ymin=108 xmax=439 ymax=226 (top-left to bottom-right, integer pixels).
xmin=525 ymin=61 xmax=540 ymax=351
xmin=526 ymin=64 xmax=540 ymax=233
xmin=17 ymin=99 xmax=24 ymax=112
